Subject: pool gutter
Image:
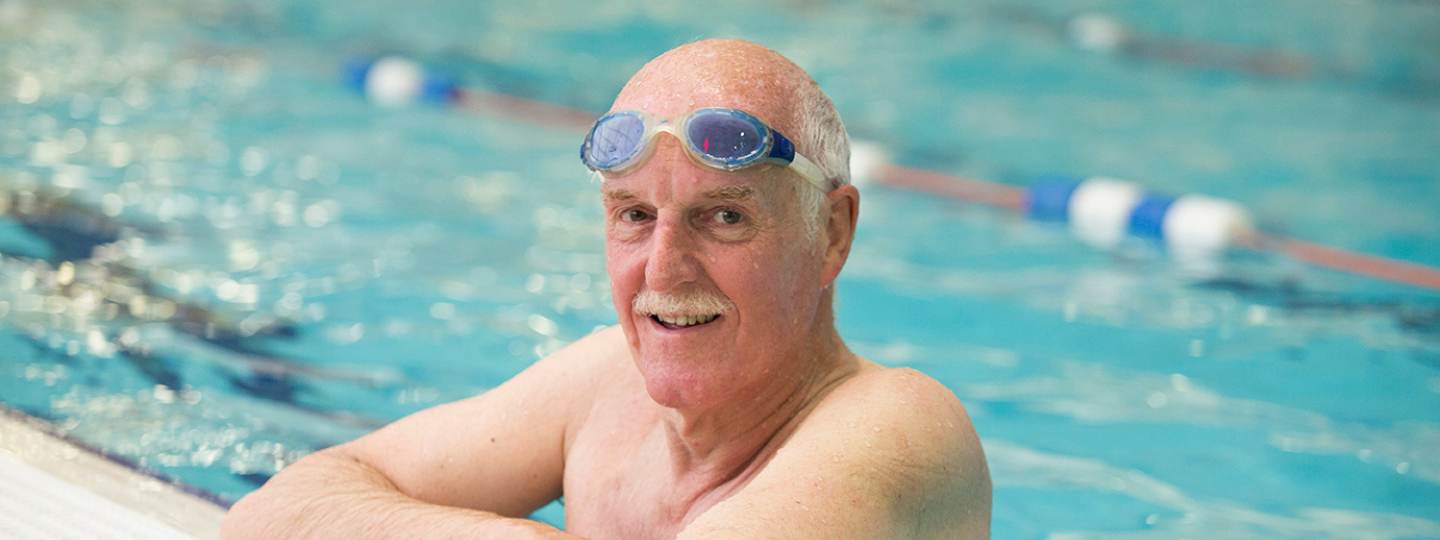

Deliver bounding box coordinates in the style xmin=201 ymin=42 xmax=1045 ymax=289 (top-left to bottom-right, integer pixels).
xmin=0 ymin=405 xmax=227 ymax=539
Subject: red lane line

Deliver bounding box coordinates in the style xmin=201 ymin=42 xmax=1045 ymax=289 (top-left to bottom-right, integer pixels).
xmin=875 ymin=164 xmax=1026 ymax=212
xmin=878 ymin=161 xmax=1440 ymax=291
xmin=1252 ymin=233 xmax=1440 ymax=291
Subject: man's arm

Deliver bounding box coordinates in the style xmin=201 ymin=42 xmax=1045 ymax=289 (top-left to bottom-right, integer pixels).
xmin=219 ymin=449 xmax=567 ymax=539
xmin=220 ymin=327 xmax=619 ymax=539
xmin=678 ymin=367 xmax=991 ymax=539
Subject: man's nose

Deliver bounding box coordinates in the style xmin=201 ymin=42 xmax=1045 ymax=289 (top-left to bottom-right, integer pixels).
xmin=645 ymin=213 xmax=701 ymax=292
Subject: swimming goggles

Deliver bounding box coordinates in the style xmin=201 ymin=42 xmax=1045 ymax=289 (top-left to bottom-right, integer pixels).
xmin=580 ymin=108 xmax=831 ymax=192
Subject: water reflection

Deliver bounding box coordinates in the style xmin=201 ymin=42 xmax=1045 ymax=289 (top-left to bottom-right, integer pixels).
xmin=0 ymin=182 xmax=390 ymax=431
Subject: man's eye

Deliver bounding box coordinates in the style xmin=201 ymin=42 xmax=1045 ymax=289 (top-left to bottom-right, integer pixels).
xmin=713 ymin=209 xmax=744 ymax=225
xmin=620 ymin=209 xmax=651 ymax=222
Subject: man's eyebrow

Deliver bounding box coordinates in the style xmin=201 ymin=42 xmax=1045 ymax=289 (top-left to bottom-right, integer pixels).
xmin=602 ymin=189 xmax=637 ymax=202
xmin=703 ymin=185 xmax=755 ymax=201
xmin=603 ymin=186 xmax=755 ymax=203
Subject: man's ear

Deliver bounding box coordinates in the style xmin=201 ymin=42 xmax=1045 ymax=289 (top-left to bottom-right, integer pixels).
xmin=820 ymin=184 xmax=860 ymax=288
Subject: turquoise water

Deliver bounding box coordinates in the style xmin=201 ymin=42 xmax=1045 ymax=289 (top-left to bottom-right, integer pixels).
xmin=2 ymin=1 xmax=1439 ymax=537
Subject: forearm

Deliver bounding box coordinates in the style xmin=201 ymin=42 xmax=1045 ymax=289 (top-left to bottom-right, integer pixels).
xmin=220 ymin=450 xmax=574 ymax=539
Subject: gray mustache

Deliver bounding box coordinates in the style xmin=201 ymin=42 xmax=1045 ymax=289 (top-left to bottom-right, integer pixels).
xmin=632 ymin=289 xmax=734 ymax=317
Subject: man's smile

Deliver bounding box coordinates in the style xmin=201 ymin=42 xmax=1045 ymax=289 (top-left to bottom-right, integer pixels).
xmin=649 ymin=313 xmax=722 ymax=330
xmin=631 ymin=288 xmax=734 ymax=333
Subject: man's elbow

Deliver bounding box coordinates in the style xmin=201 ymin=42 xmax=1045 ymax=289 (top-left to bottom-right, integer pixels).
xmin=218 ymin=491 xmax=254 ymax=538
xmin=218 ymin=449 xmax=375 ymax=538
xmin=221 ymin=486 xmax=291 ymax=539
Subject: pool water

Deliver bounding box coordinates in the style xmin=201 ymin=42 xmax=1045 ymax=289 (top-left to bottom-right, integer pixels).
xmin=2 ymin=0 xmax=1439 ymax=538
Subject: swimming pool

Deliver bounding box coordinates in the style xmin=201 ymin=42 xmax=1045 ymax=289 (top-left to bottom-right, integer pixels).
xmin=2 ymin=0 xmax=1438 ymax=537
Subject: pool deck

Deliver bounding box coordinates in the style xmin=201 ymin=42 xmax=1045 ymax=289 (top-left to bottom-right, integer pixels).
xmin=0 ymin=407 xmax=227 ymax=539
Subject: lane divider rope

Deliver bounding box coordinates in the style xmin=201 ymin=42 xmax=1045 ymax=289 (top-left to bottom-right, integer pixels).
xmin=343 ymin=55 xmax=1440 ymax=291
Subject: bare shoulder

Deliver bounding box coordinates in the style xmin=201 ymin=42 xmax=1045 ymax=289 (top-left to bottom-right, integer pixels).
xmin=480 ymin=324 xmax=632 ymax=408
xmin=529 ymin=323 xmax=632 ymax=378
xmin=683 ymin=362 xmax=991 ymax=539
xmin=806 ymin=363 xmax=990 ymax=518
xmin=377 ymin=324 xmax=628 ymax=431
xmin=570 ymin=324 xmax=640 ymax=384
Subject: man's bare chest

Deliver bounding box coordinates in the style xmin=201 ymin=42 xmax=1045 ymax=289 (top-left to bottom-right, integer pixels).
xmin=561 ymin=424 xmax=690 ymax=539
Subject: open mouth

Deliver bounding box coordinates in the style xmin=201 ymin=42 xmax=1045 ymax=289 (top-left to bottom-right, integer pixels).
xmin=649 ymin=313 xmax=721 ymax=330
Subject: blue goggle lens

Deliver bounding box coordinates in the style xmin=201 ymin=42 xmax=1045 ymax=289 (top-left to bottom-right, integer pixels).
xmin=582 ymin=109 xmax=779 ymax=172
xmin=585 ymin=113 xmax=646 ymax=170
xmin=687 ymin=111 xmax=765 ymax=164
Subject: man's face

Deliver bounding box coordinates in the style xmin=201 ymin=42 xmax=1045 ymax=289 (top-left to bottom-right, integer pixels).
xmin=602 ymin=132 xmax=827 ymax=409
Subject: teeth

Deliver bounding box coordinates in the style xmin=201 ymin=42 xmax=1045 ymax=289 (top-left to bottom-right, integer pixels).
xmin=656 ymin=314 xmax=718 ymax=327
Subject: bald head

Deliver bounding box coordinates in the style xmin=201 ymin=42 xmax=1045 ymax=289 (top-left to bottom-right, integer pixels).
xmin=611 ymin=39 xmax=851 ymax=189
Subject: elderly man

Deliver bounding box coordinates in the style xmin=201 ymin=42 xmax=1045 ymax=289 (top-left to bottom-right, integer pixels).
xmin=223 ymin=39 xmax=989 ymax=539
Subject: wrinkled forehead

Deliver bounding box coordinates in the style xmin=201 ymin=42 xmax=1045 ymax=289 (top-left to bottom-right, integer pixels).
xmin=599 ymin=159 xmax=794 ymax=211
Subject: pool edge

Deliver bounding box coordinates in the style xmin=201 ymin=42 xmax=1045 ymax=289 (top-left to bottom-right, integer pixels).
xmin=0 ymin=404 xmax=227 ymax=539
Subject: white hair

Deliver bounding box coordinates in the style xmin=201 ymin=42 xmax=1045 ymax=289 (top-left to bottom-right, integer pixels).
xmin=791 ymin=82 xmax=851 ymax=245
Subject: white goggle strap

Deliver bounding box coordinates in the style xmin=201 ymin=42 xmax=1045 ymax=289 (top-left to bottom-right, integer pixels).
xmin=787 ymin=152 xmax=833 ymax=192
